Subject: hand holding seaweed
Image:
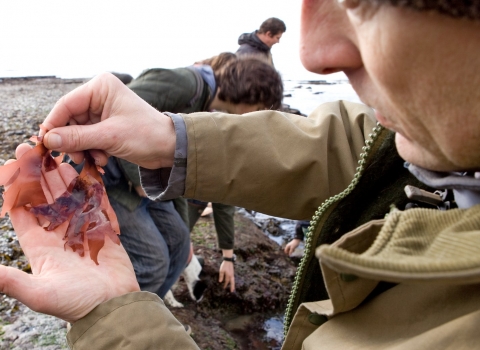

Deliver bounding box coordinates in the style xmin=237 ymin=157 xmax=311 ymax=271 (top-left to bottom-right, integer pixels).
xmin=0 ymin=142 xmax=139 ymax=322
xmin=0 ymin=137 xmax=120 ymax=264
xmin=40 ymin=72 xmax=176 ymax=169
xmin=0 ymin=72 xmax=174 ymax=323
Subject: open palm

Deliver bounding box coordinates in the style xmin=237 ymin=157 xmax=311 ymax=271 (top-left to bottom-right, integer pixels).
xmin=0 ymin=144 xmax=139 ymax=323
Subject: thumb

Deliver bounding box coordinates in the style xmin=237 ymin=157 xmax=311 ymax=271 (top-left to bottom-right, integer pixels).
xmin=44 ymin=123 xmax=105 ymax=152
xmin=43 ymin=124 xmax=110 ymax=165
xmin=0 ymin=265 xmax=37 ymax=310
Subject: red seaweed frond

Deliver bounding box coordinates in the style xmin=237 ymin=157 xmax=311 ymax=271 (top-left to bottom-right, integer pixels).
xmin=0 ymin=143 xmax=49 ymax=216
xmin=0 ymin=140 xmax=120 ymax=264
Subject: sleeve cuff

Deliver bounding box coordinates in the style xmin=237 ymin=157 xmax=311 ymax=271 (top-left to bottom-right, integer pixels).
xmin=67 ymin=291 xmax=200 ymax=350
xmin=140 ymin=113 xmax=187 ymax=201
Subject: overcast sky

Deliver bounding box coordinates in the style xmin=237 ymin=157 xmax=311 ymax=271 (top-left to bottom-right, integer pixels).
xmin=0 ymin=0 xmax=346 ymax=81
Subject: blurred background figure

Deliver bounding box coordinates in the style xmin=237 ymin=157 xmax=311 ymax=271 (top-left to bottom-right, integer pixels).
xmin=236 ymin=17 xmax=286 ymax=67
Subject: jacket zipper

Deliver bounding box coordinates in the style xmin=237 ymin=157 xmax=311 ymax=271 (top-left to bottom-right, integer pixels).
xmin=283 ymin=123 xmax=384 ymax=337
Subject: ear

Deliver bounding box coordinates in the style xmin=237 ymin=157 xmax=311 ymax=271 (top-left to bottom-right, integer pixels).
xmin=266 ymin=31 xmax=274 ymax=38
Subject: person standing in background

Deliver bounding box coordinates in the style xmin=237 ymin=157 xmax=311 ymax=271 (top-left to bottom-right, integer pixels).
xmin=236 ymin=17 xmax=286 ymax=67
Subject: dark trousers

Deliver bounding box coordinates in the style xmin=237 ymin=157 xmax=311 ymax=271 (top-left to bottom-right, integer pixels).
xmin=110 ymin=197 xmax=190 ymax=298
xmin=187 ymin=200 xmax=235 ymax=249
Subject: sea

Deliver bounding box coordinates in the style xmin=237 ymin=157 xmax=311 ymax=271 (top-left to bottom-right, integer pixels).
xmin=283 ymin=79 xmax=361 ymax=115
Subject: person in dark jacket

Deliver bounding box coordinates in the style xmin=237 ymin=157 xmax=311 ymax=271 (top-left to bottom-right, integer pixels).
xmin=106 ymin=55 xmax=284 ymax=298
xmin=236 ymin=17 xmax=286 ymax=66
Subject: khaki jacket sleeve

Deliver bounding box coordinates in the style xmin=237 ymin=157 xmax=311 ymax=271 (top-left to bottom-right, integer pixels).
xmin=182 ymin=100 xmax=376 ymax=219
xmin=67 ymin=292 xmax=199 ymax=350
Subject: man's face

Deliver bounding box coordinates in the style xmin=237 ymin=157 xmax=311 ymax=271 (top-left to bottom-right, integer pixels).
xmin=265 ymin=31 xmax=283 ymax=48
xmin=300 ymin=0 xmax=480 ymax=171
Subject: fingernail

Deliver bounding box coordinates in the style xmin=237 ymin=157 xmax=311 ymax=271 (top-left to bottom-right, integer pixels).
xmin=47 ymin=133 xmax=63 ymax=149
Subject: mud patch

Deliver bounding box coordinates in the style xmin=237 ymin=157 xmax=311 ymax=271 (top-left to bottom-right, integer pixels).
xmin=169 ymin=213 xmax=297 ymax=349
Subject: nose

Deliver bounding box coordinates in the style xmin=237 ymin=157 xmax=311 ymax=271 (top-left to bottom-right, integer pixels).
xmin=300 ymin=0 xmax=362 ymax=75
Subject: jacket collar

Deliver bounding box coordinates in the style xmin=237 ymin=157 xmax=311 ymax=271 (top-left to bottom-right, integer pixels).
xmin=316 ymin=204 xmax=480 ymax=316
xmin=408 ymin=164 xmax=480 ymax=208
xmin=237 ymin=31 xmax=270 ymax=52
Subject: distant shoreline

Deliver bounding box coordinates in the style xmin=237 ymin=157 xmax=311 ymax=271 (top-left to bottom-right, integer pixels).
xmin=0 ymin=74 xmax=345 ymax=85
xmin=0 ymin=75 xmax=359 ymax=117
xmin=0 ymin=75 xmax=87 ymax=84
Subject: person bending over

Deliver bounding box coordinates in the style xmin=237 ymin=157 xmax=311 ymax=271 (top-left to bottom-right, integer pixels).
xmin=125 ymin=54 xmax=284 ymax=293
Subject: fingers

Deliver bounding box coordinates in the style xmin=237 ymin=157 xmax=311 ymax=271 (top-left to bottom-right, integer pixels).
xmin=41 ymin=153 xmax=80 ymax=202
xmin=222 ymin=273 xmax=235 ymax=292
xmin=41 ymin=73 xmax=119 ymax=133
xmin=218 ymin=263 xmax=235 ymax=292
xmin=41 ymin=72 xmax=124 ymax=164
xmin=58 ymin=163 xmax=80 ymax=184
xmin=229 ymin=275 xmax=235 ymax=293
xmin=88 ymin=150 xmax=109 ymax=166
xmin=285 ymin=245 xmax=295 ymax=255
xmin=15 ymin=143 xmax=34 ymax=159
xmin=7 ymin=206 xmax=43 ymax=239
xmin=40 ymin=71 xmax=176 ymax=170
xmin=0 ymin=265 xmax=35 ymax=306
xmin=43 ymin=166 xmax=68 ymax=200
xmin=68 ymin=151 xmax=89 ymax=166
xmin=218 ymin=270 xmax=224 ymax=283
xmin=223 ymin=276 xmax=229 ymax=290
xmin=284 ymin=239 xmax=300 ymax=255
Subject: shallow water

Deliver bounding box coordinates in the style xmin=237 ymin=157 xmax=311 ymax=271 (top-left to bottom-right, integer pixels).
xmin=283 ymin=79 xmax=362 ymax=116
xmin=221 ymin=311 xmax=284 ymax=350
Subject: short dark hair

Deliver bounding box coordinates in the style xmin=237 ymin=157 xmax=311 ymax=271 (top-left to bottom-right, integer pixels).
xmin=216 ymin=58 xmax=284 ymax=110
xmin=258 ymin=17 xmax=286 ymax=36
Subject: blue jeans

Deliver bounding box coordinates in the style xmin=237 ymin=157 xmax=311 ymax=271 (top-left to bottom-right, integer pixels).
xmin=109 ymin=197 xmax=190 ymax=298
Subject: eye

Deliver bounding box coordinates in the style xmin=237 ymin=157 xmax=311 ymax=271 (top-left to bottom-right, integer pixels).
xmin=338 ymin=0 xmax=360 ymax=9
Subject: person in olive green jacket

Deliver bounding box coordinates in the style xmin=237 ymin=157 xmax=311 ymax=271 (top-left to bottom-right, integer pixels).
xmin=3 ymin=0 xmax=480 ymax=349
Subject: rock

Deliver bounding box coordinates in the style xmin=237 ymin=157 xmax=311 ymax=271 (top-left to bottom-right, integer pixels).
xmin=0 ymin=304 xmax=68 ymax=349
